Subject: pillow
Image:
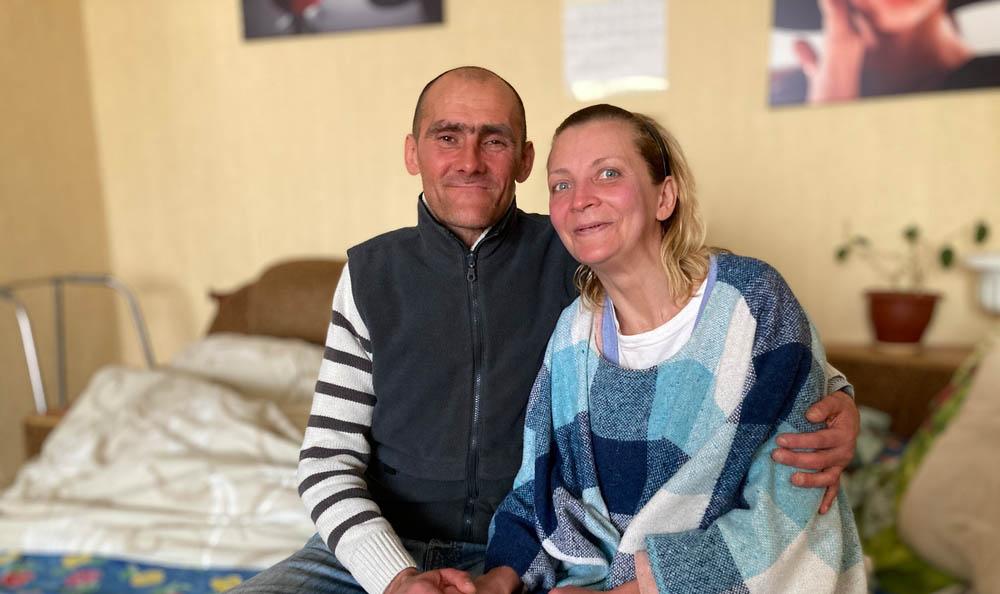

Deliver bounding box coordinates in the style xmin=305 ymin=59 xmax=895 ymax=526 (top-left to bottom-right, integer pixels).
xmin=170 ymin=333 xmax=324 ymax=429
xmin=898 ymin=338 xmax=1000 ymax=590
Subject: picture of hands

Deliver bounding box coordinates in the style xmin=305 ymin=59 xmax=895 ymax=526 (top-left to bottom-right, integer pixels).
xmin=769 ymin=0 xmax=1000 ymax=106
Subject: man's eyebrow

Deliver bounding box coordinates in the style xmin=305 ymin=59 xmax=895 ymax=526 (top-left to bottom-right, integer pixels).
xmin=479 ymin=124 xmax=515 ymax=140
xmin=424 ymin=121 xmax=472 ymax=138
xmin=424 ymin=121 xmax=516 ymax=140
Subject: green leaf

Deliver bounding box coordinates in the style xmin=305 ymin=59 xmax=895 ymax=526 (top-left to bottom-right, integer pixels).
xmin=903 ymin=225 xmax=920 ymax=243
xmin=939 ymin=246 xmax=955 ymax=268
xmin=974 ymin=220 xmax=990 ymax=244
xmin=835 ymin=246 xmax=850 ymax=262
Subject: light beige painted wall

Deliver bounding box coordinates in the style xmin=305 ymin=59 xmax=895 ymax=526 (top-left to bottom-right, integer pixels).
xmin=0 ymin=0 xmax=119 ymax=485
xmin=76 ymin=0 xmax=999 ymax=367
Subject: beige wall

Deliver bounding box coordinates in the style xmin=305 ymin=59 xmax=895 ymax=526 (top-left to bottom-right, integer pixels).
xmin=76 ymin=0 xmax=999 ymax=367
xmin=0 ymin=0 xmax=119 ymax=484
xmin=2 ymin=1 xmax=998 ymax=480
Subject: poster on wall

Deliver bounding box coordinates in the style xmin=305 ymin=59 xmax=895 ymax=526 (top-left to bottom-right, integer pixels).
xmin=769 ymin=0 xmax=1000 ymax=106
xmin=242 ymin=0 xmax=443 ymax=40
xmin=563 ymin=0 xmax=668 ymax=101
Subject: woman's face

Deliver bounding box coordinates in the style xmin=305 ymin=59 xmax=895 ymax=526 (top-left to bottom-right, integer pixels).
xmin=850 ymin=0 xmax=946 ymax=33
xmin=547 ymin=119 xmax=675 ymax=272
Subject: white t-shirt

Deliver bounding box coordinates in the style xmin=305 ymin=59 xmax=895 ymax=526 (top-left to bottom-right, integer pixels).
xmin=609 ymin=278 xmax=708 ymax=370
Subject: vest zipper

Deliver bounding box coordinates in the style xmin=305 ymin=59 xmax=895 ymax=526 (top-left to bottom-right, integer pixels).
xmin=463 ymin=250 xmax=482 ymax=540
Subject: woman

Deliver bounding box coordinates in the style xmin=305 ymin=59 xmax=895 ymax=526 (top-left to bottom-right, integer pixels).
xmin=479 ymin=105 xmax=866 ymax=593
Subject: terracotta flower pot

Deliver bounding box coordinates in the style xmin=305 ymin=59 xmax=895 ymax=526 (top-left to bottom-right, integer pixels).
xmin=865 ymin=291 xmax=940 ymax=344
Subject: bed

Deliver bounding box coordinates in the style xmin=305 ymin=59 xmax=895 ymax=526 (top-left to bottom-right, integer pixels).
xmin=0 ymin=259 xmax=345 ymax=593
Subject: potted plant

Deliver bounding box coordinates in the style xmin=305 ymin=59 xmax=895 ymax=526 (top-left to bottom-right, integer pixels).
xmin=834 ymin=220 xmax=991 ymax=344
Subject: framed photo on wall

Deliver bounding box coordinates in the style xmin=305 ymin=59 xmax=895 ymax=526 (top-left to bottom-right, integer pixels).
xmin=769 ymin=0 xmax=1000 ymax=106
xmin=242 ymin=0 xmax=443 ymax=40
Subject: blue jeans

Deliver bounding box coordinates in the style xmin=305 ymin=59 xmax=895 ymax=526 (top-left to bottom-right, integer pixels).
xmin=232 ymin=534 xmax=487 ymax=594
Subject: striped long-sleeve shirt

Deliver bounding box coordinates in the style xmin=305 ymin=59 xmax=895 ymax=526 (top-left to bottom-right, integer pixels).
xmin=485 ymin=254 xmax=867 ymax=593
xmin=297 ymin=261 xmax=417 ymax=594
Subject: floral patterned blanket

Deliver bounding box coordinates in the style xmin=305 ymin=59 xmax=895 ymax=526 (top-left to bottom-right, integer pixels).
xmin=0 ymin=551 xmax=258 ymax=594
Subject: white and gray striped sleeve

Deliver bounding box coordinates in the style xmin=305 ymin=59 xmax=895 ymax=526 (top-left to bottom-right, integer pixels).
xmin=824 ymin=361 xmax=854 ymax=397
xmin=297 ymin=260 xmax=416 ymax=594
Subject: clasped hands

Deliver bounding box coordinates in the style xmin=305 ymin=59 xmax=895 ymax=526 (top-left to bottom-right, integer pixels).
xmin=387 ymin=565 xmax=645 ymax=594
xmin=385 ymin=566 xmax=520 ymax=594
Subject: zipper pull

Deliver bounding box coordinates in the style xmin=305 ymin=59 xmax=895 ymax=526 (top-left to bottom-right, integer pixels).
xmin=466 ymin=253 xmax=477 ymax=282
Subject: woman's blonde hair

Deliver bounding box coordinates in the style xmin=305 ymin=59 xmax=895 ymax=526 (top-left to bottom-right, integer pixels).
xmin=553 ymin=104 xmax=711 ymax=308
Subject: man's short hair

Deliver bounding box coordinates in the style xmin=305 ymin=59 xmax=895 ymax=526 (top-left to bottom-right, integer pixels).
xmin=411 ymin=66 xmax=527 ymax=145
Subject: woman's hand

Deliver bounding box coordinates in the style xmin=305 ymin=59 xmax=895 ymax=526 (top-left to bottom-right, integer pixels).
xmin=795 ymin=0 xmax=876 ymax=102
xmin=772 ymin=389 xmax=860 ymax=513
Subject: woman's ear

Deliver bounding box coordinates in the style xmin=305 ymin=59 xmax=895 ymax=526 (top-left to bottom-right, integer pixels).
xmin=656 ymin=177 xmax=678 ymax=221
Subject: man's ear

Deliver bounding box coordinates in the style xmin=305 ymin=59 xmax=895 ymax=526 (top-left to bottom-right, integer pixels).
xmin=656 ymin=176 xmax=678 ymax=221
xmin=515 ymin=140 xmax=535 ymax=183
xmin=404 ymin=134 xmax=420 ymax=175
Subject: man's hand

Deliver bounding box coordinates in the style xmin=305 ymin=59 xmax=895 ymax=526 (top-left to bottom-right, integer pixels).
xmin=474 ymin=566 xmax=522 ymax=594
xmin=384 ymin=568 xmax=475 ymax=594
xmin=771 ymin=389 xmax=860 ymax=514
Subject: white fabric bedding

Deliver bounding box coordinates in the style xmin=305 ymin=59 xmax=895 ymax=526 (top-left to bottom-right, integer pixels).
xmin=170 ymin=333 xmax=324 ymax=431
xmin=0 ymin=335 xmax=324 ymax=569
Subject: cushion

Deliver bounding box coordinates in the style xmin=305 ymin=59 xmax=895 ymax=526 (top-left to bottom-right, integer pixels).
xmin=207 ymin=259 xmax=344 ymax=345
xmin=898 ymin=337 xmax=1000 ymax=589
xmin=247 ymin=259 xmax=344 ymax=345
xmin=206 ymin=285 xmax=251 ymax=335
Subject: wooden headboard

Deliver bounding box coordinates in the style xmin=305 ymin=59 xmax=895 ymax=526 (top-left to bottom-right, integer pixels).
xmin=207 ymin=259 xmax=345 ymax=346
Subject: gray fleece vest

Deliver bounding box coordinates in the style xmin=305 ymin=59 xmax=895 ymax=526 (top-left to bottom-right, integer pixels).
xmin=347 ymin=199 xmax=577 ymax=543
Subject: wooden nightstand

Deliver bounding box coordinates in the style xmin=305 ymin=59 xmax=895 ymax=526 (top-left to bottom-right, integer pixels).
xmin=23 ymin=409 xmax=67 ymax=458
xmin=825 ymin=344 xmax=973 ymax=438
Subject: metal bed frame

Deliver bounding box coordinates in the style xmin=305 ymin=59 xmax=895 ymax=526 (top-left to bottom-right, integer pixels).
xmin=0 ymin=275 xmax=155 ymax=414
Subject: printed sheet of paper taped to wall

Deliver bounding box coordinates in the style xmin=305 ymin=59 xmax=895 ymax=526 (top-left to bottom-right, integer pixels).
xmin=563 ymin=0 xmax=668 ymax=101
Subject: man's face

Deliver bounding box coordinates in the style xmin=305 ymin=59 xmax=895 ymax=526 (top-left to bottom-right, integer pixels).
xmin=405 ymin=75 xmax=534 ymax=246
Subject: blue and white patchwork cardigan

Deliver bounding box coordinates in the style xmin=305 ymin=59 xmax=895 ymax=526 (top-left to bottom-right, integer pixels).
xmin=485 ymin=254 xmax=866 ymax=593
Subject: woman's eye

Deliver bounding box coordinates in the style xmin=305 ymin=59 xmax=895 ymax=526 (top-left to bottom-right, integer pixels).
xmin=598 ymin=168 xmax=620 ymax=179
xmin=552 ymin=181 xmax=570 ymax=192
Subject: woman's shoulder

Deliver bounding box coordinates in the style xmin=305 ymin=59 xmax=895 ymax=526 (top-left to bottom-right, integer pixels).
xmin=712 ymin=252 xmax=807 ymax=332
xmin=714 ymin=252 xmax=795 ymax=301
xmin=714 ymin=251 xmax=783 ymax=283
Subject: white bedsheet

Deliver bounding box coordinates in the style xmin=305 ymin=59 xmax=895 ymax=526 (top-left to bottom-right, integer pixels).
xmin=0 ymin=363 xmax=317 ymax=569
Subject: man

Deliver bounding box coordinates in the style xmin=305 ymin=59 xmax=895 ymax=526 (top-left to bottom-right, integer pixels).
xmin=235 ymin=66 xmax=859 ymax=594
